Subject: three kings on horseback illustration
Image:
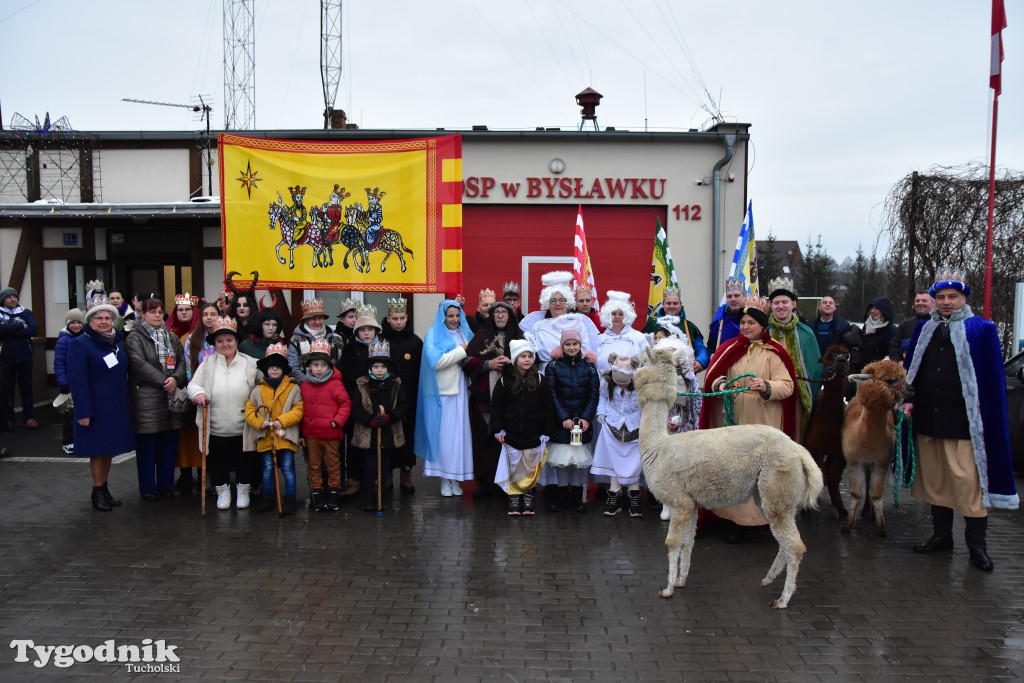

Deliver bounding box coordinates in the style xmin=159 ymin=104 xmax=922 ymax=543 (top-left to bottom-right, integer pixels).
xmin=268 ymin=185 xmax=414 ymax=273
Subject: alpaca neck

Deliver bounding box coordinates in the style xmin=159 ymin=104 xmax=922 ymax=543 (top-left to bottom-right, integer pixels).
xmin=639 ymin=399 xmax=670 ymax=468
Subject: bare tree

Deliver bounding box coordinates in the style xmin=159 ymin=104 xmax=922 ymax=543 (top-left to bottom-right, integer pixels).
xmin=880 ymin=163 xmax=1024 ymax=355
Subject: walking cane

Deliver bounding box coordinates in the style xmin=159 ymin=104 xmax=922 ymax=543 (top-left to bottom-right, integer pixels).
xmin=201 ymin=403 xmax=208 ymax=516
xmin=376 ymin=405 xmax=385 ymax=517
xmin=258 ymin=405 xmax=284 ymax=517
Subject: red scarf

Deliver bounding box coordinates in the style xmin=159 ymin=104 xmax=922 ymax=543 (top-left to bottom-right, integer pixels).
xmin=698 ymin=329 xmax=800 ymax=439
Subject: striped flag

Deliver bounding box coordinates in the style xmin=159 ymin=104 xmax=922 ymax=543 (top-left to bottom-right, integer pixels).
xmin=992 ymin=0 xmax=1006 ymax=95
xmin=648 ymin=217 xmax=678 ymax=317
xmin=572 ymin=205 xmax=600 ymax=312
xmin=710 ymin=199 xmax=758 ymax=325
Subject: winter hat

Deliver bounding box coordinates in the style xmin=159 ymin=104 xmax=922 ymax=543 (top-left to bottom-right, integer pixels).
xmin=85 ymin=292 xmax=119 ymax=321
xmin=257 ymin=343 xmax=290 ymax=373
xmin=0 ymin=286 xmax=17 ymax=302
xmin=608 ymin=353 xmax=639 ymax=387
xmin=353 ymin=303 xmax=382 ymax=332
xmin=488 ymin=300 xmax=515 ymax=319
xmin=300 ymin=298 xmax=328 ymax=322
xmin=65 ymin=308 xmax=85 ymax=325
xmin=929 ymin=267 xmax=971 ymax=298
xmin=306 ymin=338 xmax=333 ymax=364
xmin=559 ymin=329 xmax=582 ymax=346
xmin=538 ymin=271 xmax=574 ymax=311
xmin=206 ymin=316 xmax=241 ymax=344
xmin=599 ymin=290 xmax=636 ymax=329
xmin=509 ymin=339 xmax=535 ymax=365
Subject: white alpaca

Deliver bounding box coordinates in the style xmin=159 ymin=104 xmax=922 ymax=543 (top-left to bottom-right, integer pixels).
xmin=635 ymin=350 xmax=824 ymax=609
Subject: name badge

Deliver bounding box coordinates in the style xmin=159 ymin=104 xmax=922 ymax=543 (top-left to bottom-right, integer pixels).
xmin=165 ymin=355 xmax=176 ymax=371
xmin=103 ymin=352 xmax=119 ymax=369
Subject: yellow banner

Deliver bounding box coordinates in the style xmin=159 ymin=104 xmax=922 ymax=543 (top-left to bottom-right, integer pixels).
xmin=219 ymin=134 xmax=463 ymax=292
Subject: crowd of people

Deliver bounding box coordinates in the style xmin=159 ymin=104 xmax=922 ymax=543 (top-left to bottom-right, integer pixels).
xmin=11 ymin=265 xmax=1017 ymax=572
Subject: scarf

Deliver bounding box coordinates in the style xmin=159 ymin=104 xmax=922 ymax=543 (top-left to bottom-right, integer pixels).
xmin=304 ymin=367 xmax=335 ymax=384
xmin=300 ymin=323 xmax=328 ymax=340
xmin=769 ymin=314 xmax=812 ymax=419
xmin=862 ymin=316 xmax=890 ymax=335
xmin=264 ymin=375 xmax=283 ymax=390
xmin=138 ymin=319 xmax=174 ymax=375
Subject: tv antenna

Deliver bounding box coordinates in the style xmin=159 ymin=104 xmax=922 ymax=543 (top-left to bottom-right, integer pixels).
xmin=122 ymin=97 xmax=214 ymax=196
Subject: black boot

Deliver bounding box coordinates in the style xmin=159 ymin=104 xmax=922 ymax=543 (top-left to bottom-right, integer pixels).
xmin=256 ymin=492 xmax=277 ymax=512
xmin=326 ymin=487 xmax=341 ymax=511
xmin=570 ymin=485 xmax=586 ymax=513
xmin=913 ymin=505 xmax=954 ymax=553
xmin=646 ymin=489 xmax=663 ymax=511
xmin=964 ymin=516 xmax=993 ymax=571
xmin=282 ymin=495 xmax=297 ymax=516
xmin=91 ymin=486 xmax=111 ymax=512
xmin=310 ymin=488 xmax=327 ymax=512
xmin=547 ymin=486 xmax=566 ymax=512
xmin=101 ymin=483 xmax=121 ymax=507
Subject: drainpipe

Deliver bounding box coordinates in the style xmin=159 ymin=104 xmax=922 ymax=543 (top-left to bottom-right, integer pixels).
xmin=711 ymin=134 xmax=736 ymax=311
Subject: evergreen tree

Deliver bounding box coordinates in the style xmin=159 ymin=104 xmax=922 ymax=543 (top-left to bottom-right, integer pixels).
xmin=797 ymin=234 xmax=837 ymax=298
xmin=757 ymin=231 xmax=782 ymax=292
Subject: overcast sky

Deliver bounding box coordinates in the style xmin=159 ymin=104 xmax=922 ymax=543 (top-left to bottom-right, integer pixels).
xmin=1 ymin=1 xmax=1019 ymax=262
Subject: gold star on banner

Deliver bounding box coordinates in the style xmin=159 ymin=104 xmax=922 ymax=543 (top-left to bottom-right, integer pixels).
xmin=237 ymin=160 xmax=261 ymax=199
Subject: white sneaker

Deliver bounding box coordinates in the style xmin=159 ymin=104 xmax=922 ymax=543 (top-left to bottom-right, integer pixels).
xmin=660 ymin=506 xmax=671 ymax=521
xmin=215 ymin=484 xmax=231 ymax=510
xmin=62 ymin=444 xmax=74 ymax=455
xmin=440 ymin=479 xmax=452 ymax=497
xmin=450 ymin=480 xmax=463 ymax=496
xmin=236 ymin=484 xmax=251 ymax=509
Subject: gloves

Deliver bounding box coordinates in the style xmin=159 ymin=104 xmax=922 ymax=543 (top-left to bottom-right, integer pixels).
xmin=370 ymin=415 xmax=391 ymax=427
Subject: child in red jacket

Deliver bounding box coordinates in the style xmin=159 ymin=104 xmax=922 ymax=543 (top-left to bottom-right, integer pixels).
xmin=299 ymin=338 xmax=352 ymax=511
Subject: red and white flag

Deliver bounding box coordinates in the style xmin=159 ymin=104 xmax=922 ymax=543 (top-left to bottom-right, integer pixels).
xmin=572 ymin=205 xmax=599 ymax=312
xmin=991 ymin=0 xmax=1007 ymax=95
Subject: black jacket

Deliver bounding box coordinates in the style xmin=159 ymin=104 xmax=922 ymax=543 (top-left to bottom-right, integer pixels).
xmin=851 ymin=297 xmax=896 ymax=371
xmin=490 ymin=368 xmax=557 ymax=450
xmin=890 ymin=313 xmax=929 ymax=360
xmin=545 ymin=354 xmax=600 ymax=444
xmin=380 ymin=318 xmax=423 ymax=450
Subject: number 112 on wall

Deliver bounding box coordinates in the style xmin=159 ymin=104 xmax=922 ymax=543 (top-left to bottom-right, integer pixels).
xmin=672 ymin=205 xmax=702 ymax=221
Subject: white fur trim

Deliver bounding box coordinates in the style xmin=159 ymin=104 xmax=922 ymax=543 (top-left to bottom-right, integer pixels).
xmin=541 ymin=271 xmax=573 ymax=287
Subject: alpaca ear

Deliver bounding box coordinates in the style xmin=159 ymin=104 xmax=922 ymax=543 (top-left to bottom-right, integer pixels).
xmin=608 ymin=352 xmax=619 ymax=365
xmin=847 ymin=373 xmax=871 ymax=384
xmin=630 ymin=356 xmax=640 ymax=370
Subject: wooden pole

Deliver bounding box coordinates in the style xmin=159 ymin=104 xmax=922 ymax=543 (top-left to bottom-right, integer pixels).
xmin=984 ymin=94 xmax=999 ymax=318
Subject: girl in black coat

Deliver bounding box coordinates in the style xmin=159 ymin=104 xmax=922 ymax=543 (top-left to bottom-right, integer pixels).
xmin=491 ymin=341 xmax=557 ymax=515
xmin=542 ymin=329 xmax=600 ymax=512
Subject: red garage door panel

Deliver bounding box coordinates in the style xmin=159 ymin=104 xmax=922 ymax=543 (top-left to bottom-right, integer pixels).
xmin=462 ymin=205 xmax=663 ymax=326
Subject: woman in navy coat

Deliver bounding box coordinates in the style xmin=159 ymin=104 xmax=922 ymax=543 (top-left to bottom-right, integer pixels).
xmin=68 ymin=294 xmax=136 ymax=511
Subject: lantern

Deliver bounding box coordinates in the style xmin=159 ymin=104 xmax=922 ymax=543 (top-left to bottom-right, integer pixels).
xmin=569 ymin=419 xmax=584 ymax=446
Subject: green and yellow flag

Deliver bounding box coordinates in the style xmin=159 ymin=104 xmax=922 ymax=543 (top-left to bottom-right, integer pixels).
xmin=648 ymin=217 xmax=678 ymax=317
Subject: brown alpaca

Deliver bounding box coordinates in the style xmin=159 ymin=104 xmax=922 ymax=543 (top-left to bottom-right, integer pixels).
xmin=802 ymin=344 xmax=851 ymax=518
xmin=840 ymin=359 xmax=908 ymax=536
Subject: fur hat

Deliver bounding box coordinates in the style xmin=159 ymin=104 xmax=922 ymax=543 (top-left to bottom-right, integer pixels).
xmin=206 ymin=316 xmax=240 ymax=344
xmin=300 ymin=298 xmax=328 ymax=322
xmin=0 ymin=286 xmax=17 ymax=302
xmin=608 ymin=353 xmax=639 ymax=386
xmin=929 ymin=267 xmax=971 ymax=298
xmin=257 ymin=343 xmax=290 ymax=373
xmin=768 ymin=276 xmax=797 ymax=302
xmin=306 ymin=338 xmax=333 ymax=365
xmin=488 ymin=300 xmax=516 ymax=319
xmin=85 ymin=292 xmax=119 ymax=321
xmin=559 ymin=329 xmax=582 ymax=346
xmin=599 ymin=290 xmax=636 ymax=329
xmin=509 ymin=339 xmax=535 ymax=365
xmin=65 ymin=308 xmax=85 ymax=325
xmin=353 ymin=304 xmax=382 ymax=332
xmin=538 ymin=271 xmax=574 ymax=311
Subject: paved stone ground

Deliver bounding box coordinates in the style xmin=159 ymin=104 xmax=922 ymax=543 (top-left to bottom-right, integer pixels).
xmin=1 ymin=408 xmax=1023 ymax=681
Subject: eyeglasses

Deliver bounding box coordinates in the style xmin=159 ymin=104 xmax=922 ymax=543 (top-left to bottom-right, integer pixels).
xmin=549 ymin=298 xmax=567 ymax=304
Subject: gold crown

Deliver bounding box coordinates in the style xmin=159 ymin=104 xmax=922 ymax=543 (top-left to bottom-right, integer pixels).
xmin=386 ymin=297 xmax=407 ymax=314
xmin=573 ymin=284 xmax=593 ymax=297
xmin=175 ymin=292 xmax=199 ymax=307
xmin=210 ymin=317 xmax=238 ymax=334
xmin=478 ymin=288 xmax=496 ymax=302
xmin=366 ymin=186 xmax=386 ymax=200
xmin=503 ymin=281 xmax=520 ymax=295
xmin=309 ymin=338 xmax=332 ymax=355
xmin=355 ymin=303 xmax=378 ymax=319
xmin=287 ymin=185 xmax=307 ymax=198
xmin=725 ymin=276 xmax=745 ymax=292
xmin=768 ymin=276 xmax=796 ymax=297
xmin=301 ymin=298 xmax=326 ymax=317
xmin=743 ymin=294 xmax=770 ymax=314
xmin=367 ymin=338 xmax=391 ymax=360
xmin=339 ymin=298 xmax=361 ymax=315
xmin=264 ymin=342 xmax=288 ymax=359
xmin=935 ymin=267 xmax=966 ymax=284
xmin=663 ymin=286 xmax=680 ymax=299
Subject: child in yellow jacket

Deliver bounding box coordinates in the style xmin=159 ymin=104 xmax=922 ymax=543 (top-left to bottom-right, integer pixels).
xmin=245 ymin=344 xmax=304 ymax=514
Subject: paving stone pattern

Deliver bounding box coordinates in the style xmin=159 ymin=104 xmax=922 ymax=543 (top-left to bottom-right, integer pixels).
xmin=1 ymin=421 xmax=1023 ymax=681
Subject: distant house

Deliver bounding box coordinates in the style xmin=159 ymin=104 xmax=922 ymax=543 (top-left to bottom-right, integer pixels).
xmin=757 ymin=239 xmax=803 ymax=284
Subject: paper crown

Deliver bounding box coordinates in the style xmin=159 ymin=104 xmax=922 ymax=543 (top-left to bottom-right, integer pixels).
xmin=478 ymin=288 xmax=496 ymax=302
xmin=743 ymin=294 xmax=771 ymax=314
xmin=724 ymin=276 xmax=746 ymax=293
xmin=768 ymin=276 xmax=797 ymax=300
xmin=573 ymin=283 xmax=593 ymax=297
xmin=301 ymin=298 xmax=326 ymax=319
xmin=339 ymin=298 xmax=361 ymax=315
xmin=264 ymin=342 xmax=288 ymax=359
xmin=85 ymin=279 xmax=105 ymax=296
xmin=210 ymin=317 xmax=238 ymax=335
xmin=662 ymin=285 xmax=681 ymax=299
xmin=175 ymin=292 xmax=199 ymax=307
xmin=308 ymin=338 xmax=332 ymax=356
xmin=503 ymin=281 xmax=520 ymax=296
xmin=356 ymin=303 xmax=378 ymax=320
xmin=386 ymin=297 xmax=407 ymax=314
xmin=367 ymin=338 xmax=391 ymax=360
xmin=930 ymin=267 xmax=971 ymax=297
xmin=86 ymin=292 xmax=111 ymax=311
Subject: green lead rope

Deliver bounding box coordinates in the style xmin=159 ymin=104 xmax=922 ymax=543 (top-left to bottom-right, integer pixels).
xmin=892 ymin=411 xmax=916 ymax=507
xmin=677 ymin=373 xmax=756 ymax=427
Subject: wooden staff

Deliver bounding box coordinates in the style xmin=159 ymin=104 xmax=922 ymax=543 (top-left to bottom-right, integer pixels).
xmin=258 ymin=405 xmax=284 ymax=517
xmin=376 ymin=405 xmax=385 ymax=516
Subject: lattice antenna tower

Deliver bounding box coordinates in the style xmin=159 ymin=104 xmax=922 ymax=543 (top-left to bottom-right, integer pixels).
xmin=223 ymin=0 xmax=255 ymax=130
xmin=321 ymin=0 xmax=343 ymax=129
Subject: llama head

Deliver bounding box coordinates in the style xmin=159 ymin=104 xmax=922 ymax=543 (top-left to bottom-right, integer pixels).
xmin=635 ymin=349 xmax=678 ymax=409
